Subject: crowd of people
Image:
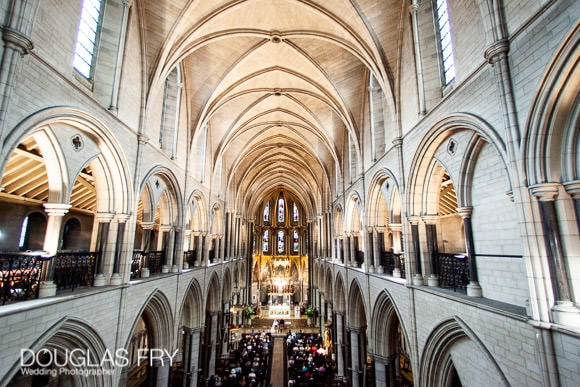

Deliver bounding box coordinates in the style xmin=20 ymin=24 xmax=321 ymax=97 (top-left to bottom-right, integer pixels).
xmin=212 ymin=332 xmax=272 ymax=386
xmin=286 ymin=331 xmax=335 ymax=386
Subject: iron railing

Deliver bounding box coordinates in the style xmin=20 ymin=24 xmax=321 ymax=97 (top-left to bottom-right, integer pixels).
xmin=53 ymin=251 xmax=99 ymax=290
xmin=379 ymin=252 xmax=406 ymax=279
xmin=130 ymin=250 xmax=165 ymax=279
xmin=131 ymin=250 xmax=146 ymax=279
xmin=0 ymin=252 xmax=49 ymax=305
xmin=147 ymin=250 xmax=164 ymax=275
xmin=437 ymin=253 xmax=469 ymax=291
xmin=184 ymin=250 xmax=197 ymax=267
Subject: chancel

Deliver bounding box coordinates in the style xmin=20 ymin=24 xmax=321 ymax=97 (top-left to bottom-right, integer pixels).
xmin=0 ymin=0 xmax=578 ymax=386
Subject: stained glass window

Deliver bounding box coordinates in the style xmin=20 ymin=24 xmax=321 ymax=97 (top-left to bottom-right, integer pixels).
xmin=278 ymin=198 xmax=285 ymax=223
xmin=293 ymin=230 xmax=299 ymax=252
xmin=277 ymin=230 xmax=285 ymax=254
xmin=263 ymin=202 xmax=270 ymax=222
xmin=293 ymin=203 xmax=299 ymax=222
xmin=263 ymin=230 xmax=269 ymax=252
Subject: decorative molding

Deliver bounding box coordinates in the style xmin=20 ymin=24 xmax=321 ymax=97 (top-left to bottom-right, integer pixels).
xmin=2 ymin=27 xmax=33 ymax=55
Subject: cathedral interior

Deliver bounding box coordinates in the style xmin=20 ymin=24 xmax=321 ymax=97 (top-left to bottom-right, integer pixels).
xmin=0 ymin=0 xmax=578 ymax=386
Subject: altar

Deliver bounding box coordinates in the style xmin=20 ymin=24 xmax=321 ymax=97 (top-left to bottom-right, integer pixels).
xmin=268 ymin=303 xmax=291 ymax=317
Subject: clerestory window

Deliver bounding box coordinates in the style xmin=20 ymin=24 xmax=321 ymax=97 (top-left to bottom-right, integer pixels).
xmin=435 ymin=0 xmax=455 ymax=85
xmin=73 ymin=0 xmax=104 ymax=80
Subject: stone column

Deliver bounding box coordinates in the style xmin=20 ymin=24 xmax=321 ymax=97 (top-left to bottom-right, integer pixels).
xmin=366 ymin=228 xmax=374 ymax=272
xmin=335 ymin=312 xmax=345 ymax=377
xmin=172 ymin=228 xmax=182 ymax=272
xmin=564 ymin=181 xmax=580 ymax=235
xmin=349 ymin=234 xmax=357 ymax=267
xmin=187 ymin=327 xmax=202 ymax=387
xmin=457 ymin=207 xmax=482 ymax=297
xmin=530 ymin=184 xmax=578 ymax=325
xmin=195 ymin=232 xmax=203 ymax=266
xmin=422 ymin=215 xmax=439 ymax=287
xmin=183 ymin=230 xmax=192 ymax=269
xmin=409 ymin=0 xmax=426 ymax=115
xmin=140 ymin=222 xmax=154 ymax=277
xmin=93 ymin=213 xmax=114 ymax=286
xmin=159 ymin=225 xmax=173 ymax=273
xmin=390 ymin=224 xmax=402 ymax=277
xmin=373 ymin=228 xmax=382 ymax=273
xmin=111 ymin=213 xmax=130 ymax=285
xmin=349 ymin=327 xmax=361 ymax=387
xmin=373 ymin=354 xmax=389 ymax=386
xmin=152 ymin=357 xmax=170 ymax=386
xmin=208 ymin=311 xmax=219 ymax=376
xmin=408 ymin=216 xmax=423 ymax=285
xmin=39 ymin=203 xmax=71 ymax=297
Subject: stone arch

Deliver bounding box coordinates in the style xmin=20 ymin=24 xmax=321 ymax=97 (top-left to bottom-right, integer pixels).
xmin=3 ymin=317 xmax=112 ymax=387
xmin=186 ymin=190 xmax=209 ymax=232
xmin=222 ymin=267 xmax=233 ymax=305
xmin=180 ymin=278 xmax=203 ymax=328
xmin=406 ymin=113 xmax=511 ymax=216
xmin=205 ymin=272 xmax=222 ymax=312
xmin=347 ymin=278 xmax=367 ymax=328
xmin=325 ymin=267 xmax=334 ymax=300
xmin=334 ymin=273 xmax=347 ymax=312
xmin=125 ymin=289 xmax=174 ymax=352
xmin=3 ymin=107 xmax=133 ymax=213
xmin=138 ymin=167 xmax=183 ymax=228
xmin=419 ymin=317 xmax=508 ymax=387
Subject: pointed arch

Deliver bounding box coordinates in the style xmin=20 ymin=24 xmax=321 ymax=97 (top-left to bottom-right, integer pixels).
xmin=125 ymin=289 xmax=174 ymax=352
xmin=180 ymin=278 xmax=203 ymax=328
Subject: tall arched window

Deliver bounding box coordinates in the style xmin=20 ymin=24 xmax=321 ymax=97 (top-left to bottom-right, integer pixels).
xmin=73 ymin=0 xmax=105 ymax=80
xmin=160 ymin=66 xmax=181 ymax=159
xmin=263 ymin=230 xmax=269 ymax=252
xmin=277 ymin=230 xmax=285 ymax=254
xmin=264 ymin=202 xmax=270 ymax=222
xmin=277 ymin=198 xmax=285 ymax=223
xmin=293 ymin=230 xmax=299 ymax=253
xmin=18 ymin=212 xmax=47 ymax=251
xmin=293 ymin=203 xmax=299 ymax=222
xmin=436 ymin=0 xmax=456 ymax=85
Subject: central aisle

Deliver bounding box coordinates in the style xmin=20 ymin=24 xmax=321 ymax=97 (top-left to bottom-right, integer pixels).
xmin=269 ymin=336 xmax=286 ymax=387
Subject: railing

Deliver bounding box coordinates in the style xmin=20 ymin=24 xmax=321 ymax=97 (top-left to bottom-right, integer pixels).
xmin=0 ymin=252 xmax=49 ymax=305
xmin=437 ymin=253 xmax=469 ymax=291
xmin=131 ymin=250 xmax=146 ymax=279
xmin=147 ymin=250 xmax=164 ymax=275
xmin=379 ymin=252 xmax=406 ymax=279
xmin=53 ymin=251 xmax=99 ymax=290
xmin=184 ymin=250 xmax=196 ymax=267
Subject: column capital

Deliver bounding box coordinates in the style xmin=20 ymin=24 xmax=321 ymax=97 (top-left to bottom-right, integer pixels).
xmin=529 ymin=183 xmax=560 ymax=201
xmin=96 ymin=212 xmax=116 ymax=222
xmin=158 ymin=224 xmax=174 ymax=232
xmin=115 ymin=213 xmax=131 ymax=223
xmin=484 ymin=39 xmax=509 ymax=64
xmin=43 ymin=203 xmax=71 ymax=216
xmin=2 ymin=27 xmax=34 ymax=56
xmin=564 ymin=180 xmax=580 ymax=198
xmin=457 ymin=206 xmax=473 ymax=219
xmin=407 ymin=215 xmax=420 ymax=225
xmin=392 ymin=137 xmax=403 ymax=147
xmin=347 ymin=326 xmax=362 ymax=334
xmin=389 ymin=223 xmax=402 ymax=232
xmin=371 ymin=353 xmax=390 ymax=365
xmin=421 ymin=214 xmax=439 ymax=224
xmin=140 ymin=222 xmax=155 ymax=230
xmin=137 ymin=134 xmax=149 ymax=144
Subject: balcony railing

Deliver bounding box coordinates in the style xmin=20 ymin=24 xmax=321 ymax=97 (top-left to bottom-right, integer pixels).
xmin=0 ymin=252 xmax=49 ymax=305
xmin=437 ymin=253 xmax=469 ymax=291
xmin=379 ymin=252 xmax=406 ymax=279
xmin=53 ymin=251 xmax=99 ymax=290
xmin=131 ymin=250 xmax=165 ymax=280
xmin=183 ymin=250 xmax=197 ymax=267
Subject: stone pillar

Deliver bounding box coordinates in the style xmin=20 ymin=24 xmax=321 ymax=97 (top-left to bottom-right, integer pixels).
xmin=564 ymin=181 xmax=580 ymax=233
xmin=373 ymin=354 xmax=389 ymax=386
xmin=422 ymin=215 xmax=439 ymax=287
xmin=366 ymin=228 xmax=374 ymax=272
xmin=530 ymin=184 xmax=579 ymax=325
xmin=111 ymin=213 xmax=130 ymax=285
xmin=195 ymin=232 xmax=203 ymax=266
xmin=152 ymin=358 xmax=170 ymax=387
xmin=390 ymin=224 xmax=402 ymax=277
xmin=208 ymin=311 xmax=219 ymax=376
xmin=172 ymin=228 xmax=182 ymax=272
xmin=183 ymin=230 xmax=192 ymax=269
xmin=140 ymin=222 xmax=154 ymax=277
xmin=457 ymin=207 xmax=482 ymax=297
xmin=159 ymin=225 xmax=173 ymax=273
xmin=373 ymin=228 xmax=382 ymax=273
xmin=187 ymin=327 xmax=202 ymax=387
xmin=93 ymin=213 xmax=114 ymax=286
xmin=335 ymin=312 xmax=345 ymax=377
xmin=39 ymin=203 xmax=71 ymax=297
xmin=349 ymin=234 xmax=357 ymax=267
xmin=349 ymin=327 xmax=361 ymax=387
xmin=408 ymin=216 xmax=423 ymax=285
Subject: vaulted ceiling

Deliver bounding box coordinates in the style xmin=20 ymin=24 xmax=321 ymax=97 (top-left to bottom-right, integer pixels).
xmin=140 ymin=0 xmax=406 ymax=216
